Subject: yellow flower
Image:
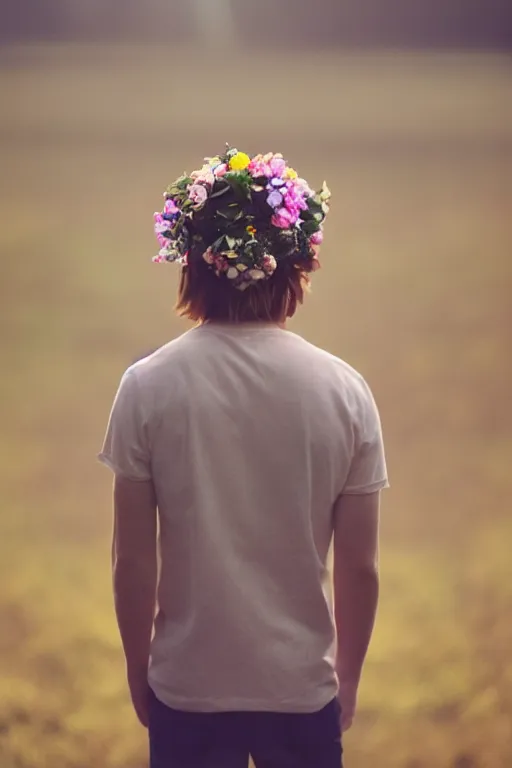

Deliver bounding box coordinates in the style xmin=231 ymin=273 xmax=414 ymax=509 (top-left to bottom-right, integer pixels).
xmin=284 ymin=167 xmax=298 ymax=180
xmin=246 ymin=225 xmax=257 ymax=236
xmin=229 ymin=152 xmax=251 ymax=171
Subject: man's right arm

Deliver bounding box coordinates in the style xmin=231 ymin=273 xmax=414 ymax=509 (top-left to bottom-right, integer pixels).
xmin=332 ymin=490 xmax=380 ymax=731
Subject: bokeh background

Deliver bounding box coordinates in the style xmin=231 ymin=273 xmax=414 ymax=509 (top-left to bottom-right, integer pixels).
xmin=1 ymin=3 xmax=511 ymax=767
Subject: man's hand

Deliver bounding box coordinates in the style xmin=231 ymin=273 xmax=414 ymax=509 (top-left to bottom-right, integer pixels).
xmin=333 ymin=491 xmax=381 ymax=733
xmin=112 ymin=476 xmax=157 ymax=729
xmin=127 ymin=665 xmax=151 ymax=728
xmin=337 ymin=678 xmax=358 ymax=731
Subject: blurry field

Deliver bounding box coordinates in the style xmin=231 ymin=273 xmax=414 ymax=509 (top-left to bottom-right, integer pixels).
xmin=0 ymin=45 xmax=511 ymax=768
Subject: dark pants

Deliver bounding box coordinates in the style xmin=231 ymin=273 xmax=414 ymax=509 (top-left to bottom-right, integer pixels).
xmin=148 ymin=688 xmax=343 ymax=768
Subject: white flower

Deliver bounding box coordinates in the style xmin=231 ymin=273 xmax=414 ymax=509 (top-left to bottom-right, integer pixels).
xmin=154 ymin=220 xmax=170 ymax=234
xmin=320 ymin=181 xmax=331 ymax=201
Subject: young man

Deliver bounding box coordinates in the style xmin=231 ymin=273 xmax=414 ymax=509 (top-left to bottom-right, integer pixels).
xmin=99 ymin=148 xmax=388 ymax=768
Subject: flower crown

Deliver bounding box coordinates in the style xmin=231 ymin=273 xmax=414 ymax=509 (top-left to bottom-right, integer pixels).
xmin=153 ymin=146 xmax=331 ymax=291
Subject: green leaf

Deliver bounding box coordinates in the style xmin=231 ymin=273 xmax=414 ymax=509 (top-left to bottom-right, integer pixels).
xmin=224 ymin=205 xmax=241 ymax=221
xmin=210 ymin=184 xmax=230 ymax=200
xmin=212 ymin=235 xmax=226 ymax=250
xmin=224 ymin=172 xmax=252 ymax=201
xmin=301 ymin=219 xmax=321 ymax=236
xmin=308 ymin=197 xmax=323 ymax=214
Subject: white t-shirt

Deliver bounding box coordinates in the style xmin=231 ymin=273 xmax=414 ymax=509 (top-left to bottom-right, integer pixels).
xmin=99 ymin=323 xmax=388 ymax=713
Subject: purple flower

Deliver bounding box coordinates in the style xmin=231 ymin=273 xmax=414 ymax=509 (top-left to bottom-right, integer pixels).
xmin=269 ymin=177 xmax=286 ymax=188
xmin=267 ymin=189 xmax=284 ymax=209
xmin=188 ymin=184 xmax=208 ymax=207
xmin=164 ymin=198 xmax=179 ymax=215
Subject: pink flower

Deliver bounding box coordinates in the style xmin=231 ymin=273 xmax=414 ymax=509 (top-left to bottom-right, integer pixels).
xmin=203 ymin=247 xmax=215 ymax=265
xmin=188 ymin=184 xmax=208 ymax=207
xmin=269 ymin=157 xmax=286 ymax=178
xmin=214 ymin=255 xmax=228 ymax=272
xmin=262 ymin=254 xmax=277 ymax=274
xmin=164 ymin=198 xmax=179 ymax=215
xmin=156 ymin=233 xmax=170 ymax=247
xmin=214 ymin=163 xmax=228 ymax=177
xmin=271 ymin=208 xmax=295 ymax=228
xmin=200 ymin=170 xmax=215 ymax=186
xmin=285 ymin=207 xmax=300 ymax=223
xmin=284 ymin=186 xmax=308 ymax=212
xmin=283 ymin=191 xmax=304 ymax=221
xmin=248 ymin=155 xmax=272 ymax=178
xmin=310 ymin=230 xmax=323 ymax=245
xmin=295 ymin=178 xmax=313 ymax=197
xmin=191 ymin=166 xmax=215 ymax=186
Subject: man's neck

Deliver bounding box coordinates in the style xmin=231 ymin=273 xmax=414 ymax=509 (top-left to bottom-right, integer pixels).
xmin=201 ymin=320 xmax=286 ymax=330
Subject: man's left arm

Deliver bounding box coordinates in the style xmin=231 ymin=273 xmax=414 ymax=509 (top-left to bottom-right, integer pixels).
xmin=112 ymin=475 xmax=158 ymax=727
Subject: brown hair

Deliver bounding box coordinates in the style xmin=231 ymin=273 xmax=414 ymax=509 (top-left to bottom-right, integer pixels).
xmin=175 ymin=259 xmax=311 ymax=323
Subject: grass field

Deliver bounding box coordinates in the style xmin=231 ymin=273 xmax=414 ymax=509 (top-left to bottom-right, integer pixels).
xmin=1 ymin=44 xmax=511 ymax=768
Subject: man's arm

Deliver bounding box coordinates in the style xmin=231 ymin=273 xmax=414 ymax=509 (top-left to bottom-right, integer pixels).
xmin=333 ymin=490 xmax=380 ymax=730
xmin=112 ymin=475 xmax=158 ymax=725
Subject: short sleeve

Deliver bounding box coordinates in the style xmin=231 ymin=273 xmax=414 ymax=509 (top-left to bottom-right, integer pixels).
xmin=98 ymin=369 xmax=151 ymax=481
xmin=343 ymin=378 xmax=389 ymax=495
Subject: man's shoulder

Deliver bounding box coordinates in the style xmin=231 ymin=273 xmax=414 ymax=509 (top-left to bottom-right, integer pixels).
xmin=286 ymin=331 xmax=364 ymax=385
xmin=125 ymin=330 xmax=197 ymax=382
